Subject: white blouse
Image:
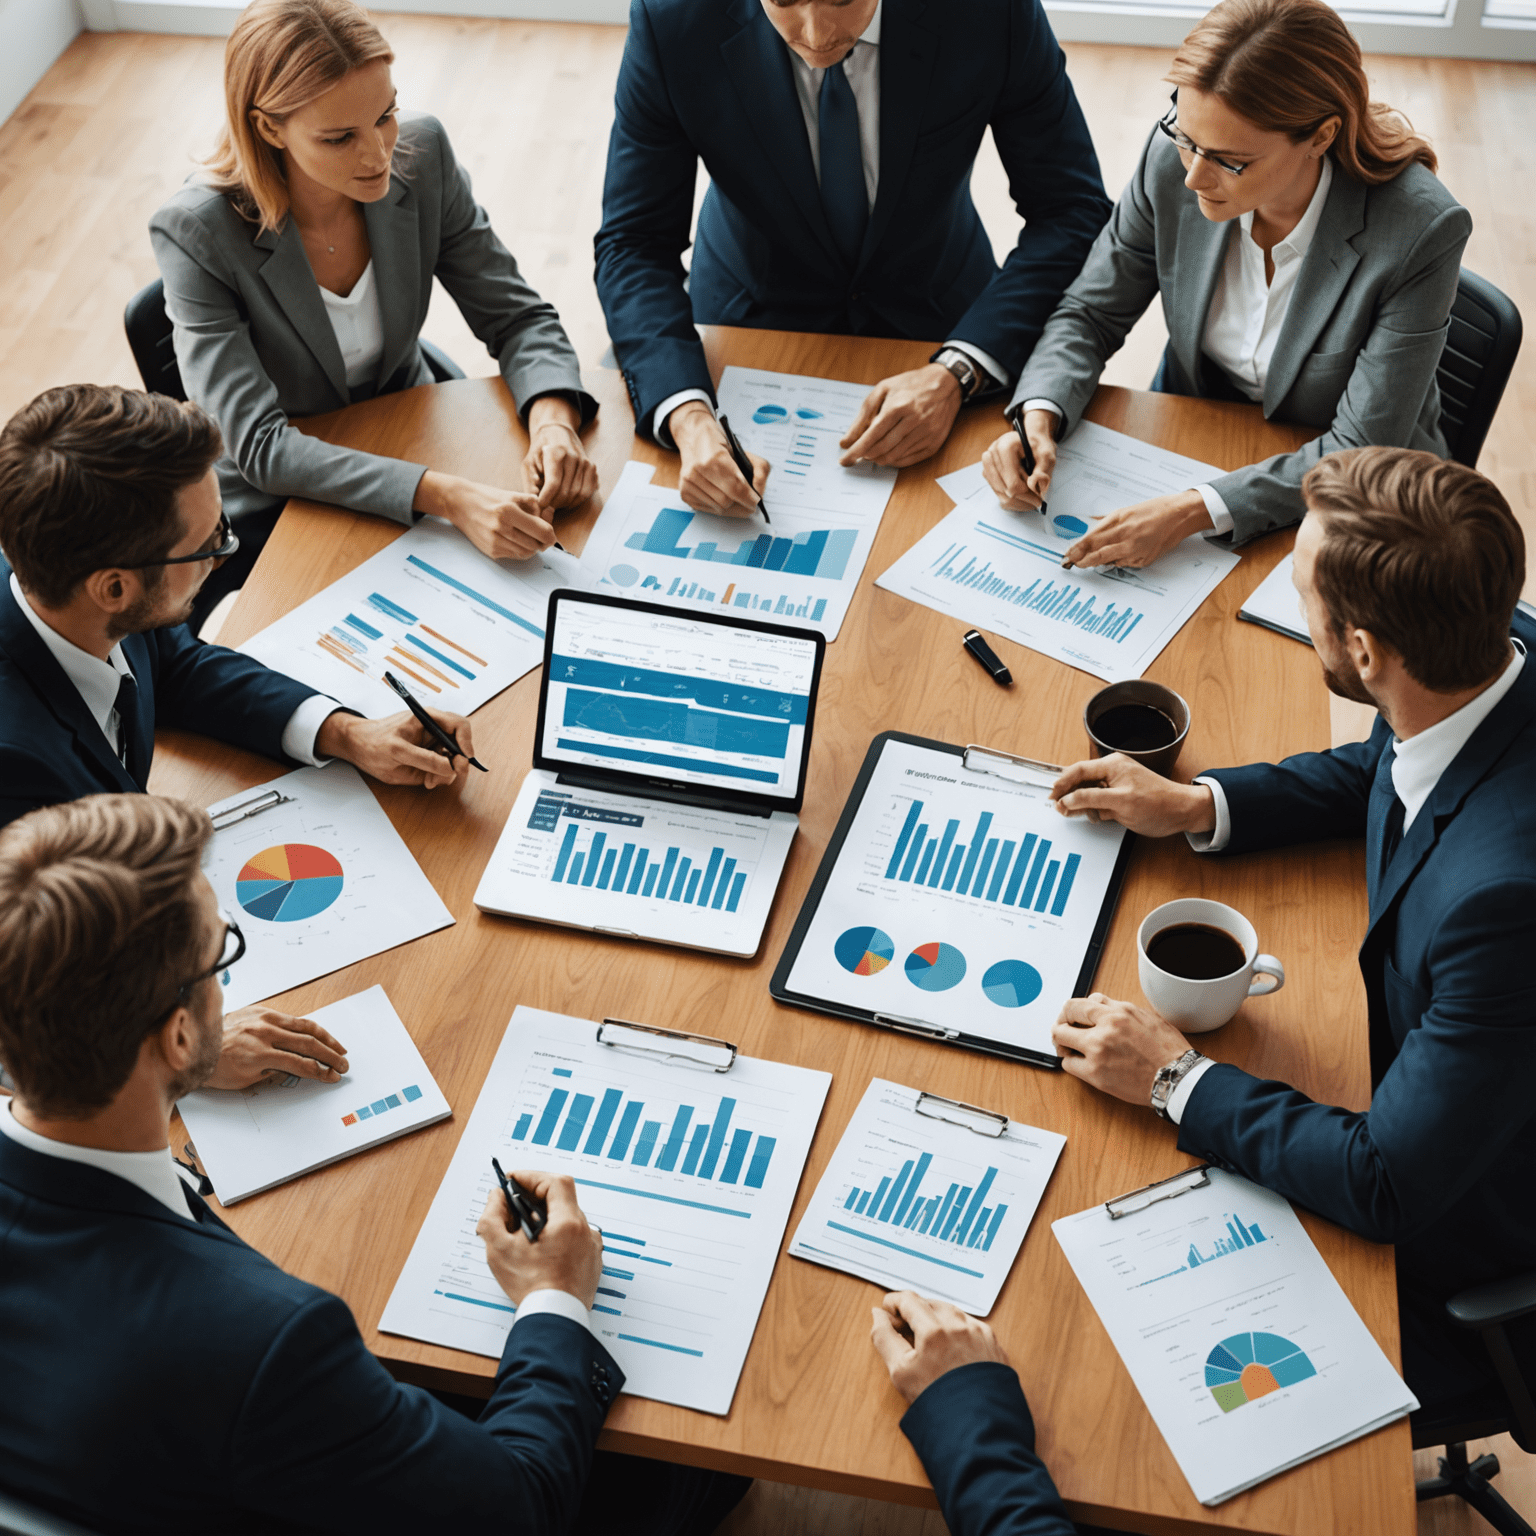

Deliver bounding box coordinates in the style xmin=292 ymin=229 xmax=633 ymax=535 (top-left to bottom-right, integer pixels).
xmin=320 ymin=258 xmax=385 ymax=391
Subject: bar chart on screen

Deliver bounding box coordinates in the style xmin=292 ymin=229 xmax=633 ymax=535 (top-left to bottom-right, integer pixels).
xmin=380 ymin=1008 xmax=831 ymax=1414
xmin=789 ymin=1079 xmax=1065 ymax=1314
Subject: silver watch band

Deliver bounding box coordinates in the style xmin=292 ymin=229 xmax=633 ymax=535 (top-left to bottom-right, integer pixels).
xmin=930 ymin=347 xmax=981 ymax=402
xmin=1151 ymin=1048 xmax=1206 ymax=1121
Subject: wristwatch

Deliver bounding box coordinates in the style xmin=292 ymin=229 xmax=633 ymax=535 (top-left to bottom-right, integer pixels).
xmin=929 ymin=346 xmax=984 ymax=403
xmin=1150 ymin=1048 xmax=1207 ymax=1121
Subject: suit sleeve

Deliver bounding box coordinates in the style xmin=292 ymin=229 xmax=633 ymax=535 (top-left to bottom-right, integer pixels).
xmin=1178 ymin=874 xmax=1536 ymax=1243
xmin=1207 ymin=202 xmax=1473 ymax=544
xmin=899 ymin=1362 xmax=1076 ymax=1536
xmin=149 ymin=202 xmax=427 ymax=525
xmin=593 ymin=0 xmax=715 ymax=438
xmin=422 ymin=118 xmax=597 ymax=425
xmin=229 ymin=1300 xmax=621 ymax=1533
xmin=946 ymin=0 xmax=1112 ymax=383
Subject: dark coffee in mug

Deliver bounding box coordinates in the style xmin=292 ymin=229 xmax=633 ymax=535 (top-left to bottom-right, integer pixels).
xmin=1145 ymin=922 xmax=1248 ymax=981
xmin=1091 ymin=703 xmax=1179 ymax=754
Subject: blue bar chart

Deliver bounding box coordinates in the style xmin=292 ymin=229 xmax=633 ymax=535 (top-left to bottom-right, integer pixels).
xmin=626 ymin=506 xmax=857 ymax=581
xmin=1188 ymin=1211 xmax=1270 ymax=1268
xmin=840 ymin=1153 xmax=1010 ymax=1254
xmin=546 ymin=820 xmax=749 ymax=913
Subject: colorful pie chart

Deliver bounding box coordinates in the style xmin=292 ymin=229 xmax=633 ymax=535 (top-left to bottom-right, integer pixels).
xmin=236 ymin=843 xmax=344 ymax=923
xmin=904 ymin=941 xmax=967 ymax=992
xmin=981 ymin=959 xmax=1044 ymax=1009
xmin=1204 ymin=1332 xmax=1317 ymax=1413
xmin=835 ymin=925 xmax=895 ymax=976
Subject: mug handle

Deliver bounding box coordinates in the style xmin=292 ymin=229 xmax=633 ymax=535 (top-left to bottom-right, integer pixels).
xmin=1248 ymin=955 xmax=1285 ymax=997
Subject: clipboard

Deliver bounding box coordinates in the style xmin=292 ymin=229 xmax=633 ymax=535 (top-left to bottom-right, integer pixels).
xmin=770 ymin=731 xmax=1134 ymax=1069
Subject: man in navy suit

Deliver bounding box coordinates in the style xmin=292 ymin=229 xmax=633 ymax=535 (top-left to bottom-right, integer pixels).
xmin=1046 ymin=447 xmax=1536 ymax=1425
xmin=594 ymin=0 xmax=1110 ymax=514
xmin=0 ymin=793 xmax=748 ymax=1534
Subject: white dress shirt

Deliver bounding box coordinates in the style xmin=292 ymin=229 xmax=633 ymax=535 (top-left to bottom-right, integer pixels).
xmin=320 ymin=259 xmax=386 ymax=392
xmin=654 ymin=0 xmax=1006 ymax=442
xmin=10 ymin=573 xmax=339 ymax=767
xmin=1170 ymin=641 xmax=1528 ymax=1123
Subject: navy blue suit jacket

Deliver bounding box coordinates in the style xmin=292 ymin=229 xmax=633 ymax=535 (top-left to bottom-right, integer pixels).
xmin=594 ymin=0 xmax=1112 ymax=437
xmin=1180 ymin=651 xmax=1536 ymax=1319
xmin=0 ymin=561 xmax=318 ymax=829
xmin=0 ymin=1134 xmax=623 ymax=1533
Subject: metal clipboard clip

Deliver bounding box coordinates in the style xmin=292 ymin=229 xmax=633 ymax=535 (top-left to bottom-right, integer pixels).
xmin=209 ymin=787 xmax=295 ymax=831
xmin=914 ymin=1091 xmax=1007 ymax=1138
xmin=962 ymin=744 xmax=1062 ymax=790
xmin=874 ymin=1013 xmax=960 ymax=1042
xmin=597 ymin=1019 xmax=738 ymax=1074
xmin=1104 ymin=1164 xmax=1211 ymax=1220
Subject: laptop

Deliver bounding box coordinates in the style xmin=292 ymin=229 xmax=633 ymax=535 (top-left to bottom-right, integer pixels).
xmin=474 ymin=589 xmax=826 ymax=957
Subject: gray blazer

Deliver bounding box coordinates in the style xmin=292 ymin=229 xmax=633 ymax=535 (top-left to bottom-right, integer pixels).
xmin=150 ymin=112 xmax=595 ymax=528
xmin=1012 ymin=130 xmax=1472 ymax=542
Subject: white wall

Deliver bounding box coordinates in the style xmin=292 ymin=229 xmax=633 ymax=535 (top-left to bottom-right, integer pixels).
xmin=0 ymin=0 xmax=83 ymax=126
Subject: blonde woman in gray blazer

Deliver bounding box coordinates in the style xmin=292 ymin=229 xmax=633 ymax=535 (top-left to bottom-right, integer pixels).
xmin=150 ymin=0 xmax=597 ymax=609
xmin=983 ymin=0 xmax=1471 ymax=569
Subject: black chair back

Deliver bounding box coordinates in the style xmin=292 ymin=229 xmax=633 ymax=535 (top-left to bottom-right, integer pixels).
xmin=122 ymin=278 xmax=186 ymax=402
xmin=1438 ymin=269 xmax=1523 ymax=469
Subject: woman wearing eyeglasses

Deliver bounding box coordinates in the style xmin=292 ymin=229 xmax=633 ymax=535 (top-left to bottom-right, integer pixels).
xmin=981 ymin=0 xmax=1470 ymax=569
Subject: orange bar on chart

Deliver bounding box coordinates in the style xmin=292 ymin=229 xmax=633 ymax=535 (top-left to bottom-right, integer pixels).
xmin=419 ymin=624 xmax=487 ymax=667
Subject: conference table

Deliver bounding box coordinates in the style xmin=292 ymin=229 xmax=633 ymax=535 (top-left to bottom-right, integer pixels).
xmin=149 ymin=327 xmax=1414 ymax=1536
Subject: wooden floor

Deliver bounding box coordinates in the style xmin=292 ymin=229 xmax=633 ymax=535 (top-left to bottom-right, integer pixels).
xmin=0 ymin=18 xmax=1532 ymax=1533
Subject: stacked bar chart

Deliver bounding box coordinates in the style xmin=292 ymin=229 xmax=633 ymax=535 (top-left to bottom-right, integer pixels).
xmin=840 ymin=1153 xmax=1009 ymax=1253
xmin=883 ymin=798 xmax=1082 ymax=919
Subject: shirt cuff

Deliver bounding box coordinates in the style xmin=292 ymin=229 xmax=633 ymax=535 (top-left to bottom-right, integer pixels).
xmin=943 ymin=341 xmax=1010 ymax=391
xmin=653 ymin=389 xmax=715 ymax=448
xmin=1165 ymin=1058 xmax=1218 ymax=1125
xmin=1184 ymin=775 xmax=1231 ymax=853
xmin=281 ymin=694 xmax=345 ymax=766
xmin=1019 ymin=398 xmax=1063 ymax=421
xmin=510 ymin=1287 xmax=596 ymax=1337
xmin=1196 ymin=484 xmax=1234 ymax=536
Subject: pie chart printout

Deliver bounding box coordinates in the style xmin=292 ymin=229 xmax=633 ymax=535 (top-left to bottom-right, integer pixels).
xmin=1205 ymin=1332 xmax=1317 ymax=1413
xmin=236 ymin=844 xmax=345 ymax=923
xmin=904 ymin=941 xmax=967 ymax=992
xmin=981 ymin=959 xmax=1044 ymax=1009
xmin=835 ymin=926 xmax=896 ymax=976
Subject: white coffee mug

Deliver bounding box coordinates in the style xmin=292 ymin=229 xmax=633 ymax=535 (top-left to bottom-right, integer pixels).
xmin=1137 ymin=898 xmax=1285 ymax=1034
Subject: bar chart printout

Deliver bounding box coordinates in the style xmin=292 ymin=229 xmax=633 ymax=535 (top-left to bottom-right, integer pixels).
xmin=380 ymin=1008 xmax=832 ymax=1414
xmin=789 ymin=1079 xmax=1065 ymax=1315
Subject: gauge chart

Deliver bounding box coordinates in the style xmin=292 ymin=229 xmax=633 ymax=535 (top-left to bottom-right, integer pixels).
xmin=1205 ymin=1332 xmax=1317 ymax=1413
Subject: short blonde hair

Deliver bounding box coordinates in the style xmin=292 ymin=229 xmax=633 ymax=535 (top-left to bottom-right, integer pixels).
xmin=206 ymin=0 xmax=394 ymax=234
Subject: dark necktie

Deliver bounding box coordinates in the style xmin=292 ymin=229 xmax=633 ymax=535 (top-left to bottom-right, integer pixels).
xmin=818 ymin=56 xmax=868 ymax=268
xmin=1376 ymin=792 xmax=1406 ymax=890
xmin=113 ymin=668 xmax=148 ymax=787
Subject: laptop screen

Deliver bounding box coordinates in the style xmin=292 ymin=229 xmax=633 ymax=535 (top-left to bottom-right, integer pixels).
xmin=534 ymin=591 xmax=824 ymax=810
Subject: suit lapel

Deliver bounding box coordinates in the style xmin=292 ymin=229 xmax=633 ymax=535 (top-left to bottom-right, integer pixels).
xmin=254 ymin=221 xmax=351 ymax=405
xmin=364 ymin=179 xmax=421 ymax=394
xmin=860 ymin=0 xmax=937 ymax=272
xmin=1172 ymin=208 xmax=1230 ymax=387
xmin=1262 ymin=169 xmax=1366 ymax=415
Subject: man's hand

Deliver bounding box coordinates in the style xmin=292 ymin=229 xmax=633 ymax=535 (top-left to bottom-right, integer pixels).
xmin=317 ymin=708 xmax=475 ymax=790
xmin=1051 ymin=754 xmax=1215 ymax=837
xmin=477 ymin=1171 xmax=604 ymax=1310
xmin=870 ymin=1291 xmax=1010 ymax=1404
xmin=670 ymin=401 xmax=769 ymax=516
xmin=1052 ymin=993 xmax=1192 ymax=1104
xmin=414 ymin=470 xmax=555 ymax=560
xmin=523 ymin=395 xmax=598 ymax=511
xmin=839 ymin=364 xmax=961 ymax=469
xmin=205 ymin=1005 xmax=349 ymax=1090
xmin=1061 ymin=489 xmax=1212 ymax=570
xmin=981 ymin=410 xmax=1057 ymax=511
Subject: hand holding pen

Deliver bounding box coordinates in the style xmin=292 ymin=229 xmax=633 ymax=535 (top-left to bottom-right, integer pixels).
xmin=383 ymin=671 xmax=487 ymax=773
xmin=981 ymin=410 xmax=1056 ymax=519
xmin=477 ymin=1168 xmax=605 ymax=1311
xmin=717 ymin=414 xmax=772 ymax=524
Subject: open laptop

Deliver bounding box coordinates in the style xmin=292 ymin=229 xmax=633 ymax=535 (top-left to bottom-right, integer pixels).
xmin=474 ymin=589 xmax=826 ymax=957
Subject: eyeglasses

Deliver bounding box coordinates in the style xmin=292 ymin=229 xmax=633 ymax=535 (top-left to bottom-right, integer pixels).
xmin=123 ymin=513 xmax=241 ymax=569
xmin=144 ymin=913 xmax=247 ymax=1029
xmin=1156 ymin=91 xmax=1254 ymax=178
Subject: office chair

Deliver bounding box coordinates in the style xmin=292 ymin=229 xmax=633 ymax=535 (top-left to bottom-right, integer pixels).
xmin=0 ymin=1487 xmax=100 ymax=1536
xmin=1436 ymin=269 xmax=1523 ymax=469
xmin=1413 ymin=1268 xmax=1536 ymax=1536
xmin=123 ymin=277 xmax=466 ymax=400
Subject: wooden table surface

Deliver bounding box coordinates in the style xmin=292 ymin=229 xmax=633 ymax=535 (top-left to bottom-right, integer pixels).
xmin=149 ymin=328 xmax=1412 ymax=1536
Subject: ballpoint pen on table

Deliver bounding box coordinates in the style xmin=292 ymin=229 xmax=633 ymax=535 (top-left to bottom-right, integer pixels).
xmin=382 ymin=670 xmax=488 ymax=772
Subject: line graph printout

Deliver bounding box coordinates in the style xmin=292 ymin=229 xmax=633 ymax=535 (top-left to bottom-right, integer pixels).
xmin=784 ymin=738 xmax=1126 ymax=1057
xmin=379 ymin=1007 xmax=831 ymax=1415
xmin=240 ymin=517 xmax=589 ymax=719
xmin=789 ymin=1079 xmax=1064 ymax=1314
xmin=1053 ymin=1170 xmax=1416 ymax=1505
xmin=875 ymin=422 xmax=1240 ymax=681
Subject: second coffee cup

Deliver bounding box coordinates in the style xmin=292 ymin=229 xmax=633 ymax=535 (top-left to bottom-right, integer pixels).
xmin=1137 ymin=898 xmax=1285 ymax=1033
xmin=1084 ymin=680 xmax=1190 ymax=778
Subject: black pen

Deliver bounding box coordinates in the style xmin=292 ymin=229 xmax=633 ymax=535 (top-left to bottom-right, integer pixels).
xmin=382 ymin=670 xmax=488 ymax=772
xmin=492 ymin=1157 xmax=548 ymax=1243
xmin=1011 ymin=410 xmax=1048 ymax=519
xmin=963 ymin=629 xmax=1013 ymax=687
xmin=717 ymin=413 xmax=771 ymax=524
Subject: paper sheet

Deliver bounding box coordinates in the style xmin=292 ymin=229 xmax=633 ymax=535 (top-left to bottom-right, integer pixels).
xmin=179 ymin=986 xmax=450 ymax=1203
xmin=875 ymin=422 xmax=1241 ymax=681
xmin=783 ymin=738 xmax=1126 ymax=1060
xmin=1238 ymin=553 xmax=1310 ymax=644
xmin=380 ymin=1007 xmax=831 ymax=1415
xmin=205 ymin=765 xmax=453 ymax=1008
xmin=240 ymin=517 xmax=588 ymax=719
xmin=789 ymin=1078 xmax=1064 ymax=1314
xmin=1053 ymin=1169 xmax=1416 ymax=1505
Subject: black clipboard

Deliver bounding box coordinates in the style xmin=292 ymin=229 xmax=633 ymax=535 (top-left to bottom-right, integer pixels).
xmin=769 ymin=731 xmax=1135 ymax=1070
